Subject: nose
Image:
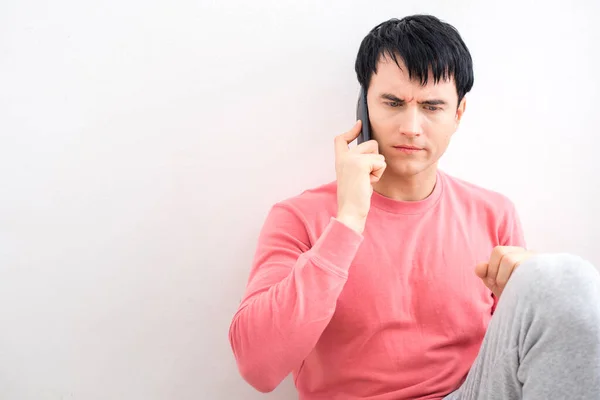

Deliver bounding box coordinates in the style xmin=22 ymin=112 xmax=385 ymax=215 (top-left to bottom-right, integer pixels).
xmin=400 ymin=107 xmax=422 ymax=138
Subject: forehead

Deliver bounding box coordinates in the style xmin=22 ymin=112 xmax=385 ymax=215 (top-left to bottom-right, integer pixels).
xmin=369 ymin=54 xmax=458 ymax=99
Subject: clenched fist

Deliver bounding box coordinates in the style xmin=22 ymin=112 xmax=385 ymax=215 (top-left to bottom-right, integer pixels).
xmin=475 ymin=246 xmax=536 ymax=298
xmin=334 ymin=120 xmax=386 ymax=234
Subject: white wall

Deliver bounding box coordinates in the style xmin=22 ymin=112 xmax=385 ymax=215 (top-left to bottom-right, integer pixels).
xmin=1 ymin=0 xmax=598 ymax=399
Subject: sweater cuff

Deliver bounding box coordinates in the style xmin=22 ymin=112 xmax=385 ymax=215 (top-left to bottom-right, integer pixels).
xmin=309 ymin=217 xmax=364 ymax=275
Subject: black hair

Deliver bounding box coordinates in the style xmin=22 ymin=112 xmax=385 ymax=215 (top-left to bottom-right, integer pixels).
xmin=355 ymin=15 xmax=474 ymax=104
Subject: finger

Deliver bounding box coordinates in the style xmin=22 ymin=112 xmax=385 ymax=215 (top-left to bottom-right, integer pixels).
xmin=487 ymin=246 xmax=523 ymax=288
xmin=357 ymin=154 xmax=386 ymax=183
xmin=369 ymin=160 xmax=387 ymax=183
xmin=334 ymin=120 xmax=362 ymax=155
xmin=485 ymin=247 xmax=503 ymax=286
xmin=356 ymin=154 xmax=385 ymax=166
xmin=496 ymin=251 xmax=530 ymax=289
xmin=352 ymin=139 xmax=379 ymax=155
xmin=495 ymin=253 xmax=517 ymax=290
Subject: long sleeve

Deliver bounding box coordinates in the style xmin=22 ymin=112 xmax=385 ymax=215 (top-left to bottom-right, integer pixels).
xmin=228 ymin=202 xmax=363 ymax=393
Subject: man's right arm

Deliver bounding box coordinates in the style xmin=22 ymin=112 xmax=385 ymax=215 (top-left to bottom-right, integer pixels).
xmin=229 ymin=120 xmax=386 ymax=392
xmin=228 ymin=202 xmax=363 ymax=393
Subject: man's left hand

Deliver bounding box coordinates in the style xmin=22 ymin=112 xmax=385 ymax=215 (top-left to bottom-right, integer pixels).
xmin=475 ymin=246 xmax=535 ymax=298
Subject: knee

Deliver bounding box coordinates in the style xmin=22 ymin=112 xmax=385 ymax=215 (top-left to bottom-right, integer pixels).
xmin=510 ymin=253 xmax=600 ymax=311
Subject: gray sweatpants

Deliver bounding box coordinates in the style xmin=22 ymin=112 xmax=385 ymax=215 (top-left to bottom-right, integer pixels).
xmin=444 ymin=253 xmax=600 ymax=400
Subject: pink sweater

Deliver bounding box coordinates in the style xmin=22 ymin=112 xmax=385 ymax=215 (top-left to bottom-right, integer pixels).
xmin=229 ymin=170 xmax=525 ymax=399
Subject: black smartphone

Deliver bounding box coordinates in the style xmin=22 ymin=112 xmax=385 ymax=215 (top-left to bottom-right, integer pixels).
xmin=356 ymin=86 xmax=371 ymax=144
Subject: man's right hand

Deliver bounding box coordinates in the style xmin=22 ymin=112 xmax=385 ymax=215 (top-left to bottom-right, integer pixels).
xmin=334 ymin=120 xmax=386 ymax=234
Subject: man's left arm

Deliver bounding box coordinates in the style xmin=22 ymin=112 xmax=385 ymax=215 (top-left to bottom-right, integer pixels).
xmin=480 ymin=200 xmax=529 ymax=312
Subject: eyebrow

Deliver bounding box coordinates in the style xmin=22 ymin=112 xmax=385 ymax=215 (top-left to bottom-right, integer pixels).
xmin=380 ymin=93 xmax=448 ymax=106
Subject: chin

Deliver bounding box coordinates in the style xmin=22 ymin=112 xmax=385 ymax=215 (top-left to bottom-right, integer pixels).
xmin=386 ymin=161 xmax=432 ymax=178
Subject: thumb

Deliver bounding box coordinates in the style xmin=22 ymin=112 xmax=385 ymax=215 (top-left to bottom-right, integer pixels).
xmin=475 ymin=262 xmax=498 ymax=294
xmin=475 ymin=262 xmax=488 ymax=280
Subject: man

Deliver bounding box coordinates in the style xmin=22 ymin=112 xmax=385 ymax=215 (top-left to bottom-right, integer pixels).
xmin=229 ymin=14 xmax=600 ymax=399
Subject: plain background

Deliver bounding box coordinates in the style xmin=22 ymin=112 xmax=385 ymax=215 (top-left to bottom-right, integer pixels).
xmin=1 ymin=0 xmax=599 ymax=399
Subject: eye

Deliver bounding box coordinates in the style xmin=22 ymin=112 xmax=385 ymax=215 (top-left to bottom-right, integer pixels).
xmin=424 ymin=105 xmax=441 ymax=111
xmin=387 ymin=101 xmax=401 ymax=107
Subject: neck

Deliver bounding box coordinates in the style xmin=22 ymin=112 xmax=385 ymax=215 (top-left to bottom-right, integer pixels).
xmin=373 ymin=165 xmax=438 ymax=201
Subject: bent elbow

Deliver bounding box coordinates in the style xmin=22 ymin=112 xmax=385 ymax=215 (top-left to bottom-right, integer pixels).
xmin=237 ymin=362 xmax=281 ymax=393
xmin=229 ymin=322 xmax=283 ymax=393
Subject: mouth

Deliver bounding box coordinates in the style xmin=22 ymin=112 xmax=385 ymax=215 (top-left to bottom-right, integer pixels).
xmin=392 ymin=145 xmax=424 ymax=154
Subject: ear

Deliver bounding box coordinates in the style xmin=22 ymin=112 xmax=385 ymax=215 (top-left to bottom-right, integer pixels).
xmin=455 ymin=97 xmax=467 ymax=127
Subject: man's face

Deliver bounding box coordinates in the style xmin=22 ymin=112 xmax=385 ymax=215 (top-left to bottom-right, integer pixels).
xmin=367 ymin=55 xmax=466 ymax=179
